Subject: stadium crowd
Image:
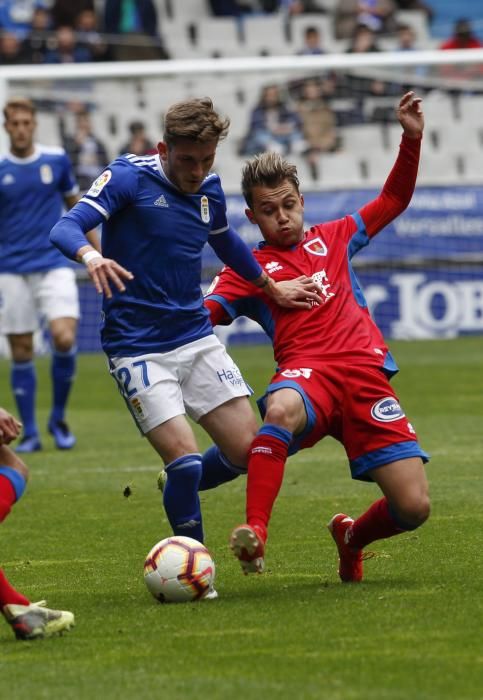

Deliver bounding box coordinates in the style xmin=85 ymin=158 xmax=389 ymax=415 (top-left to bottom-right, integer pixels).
xmin=0 ymin=1 xmax=482 ymax=183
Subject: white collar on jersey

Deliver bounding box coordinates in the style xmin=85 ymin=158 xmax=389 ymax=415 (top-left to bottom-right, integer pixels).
xmin=6 ymin=144 xmax=45 ymax=164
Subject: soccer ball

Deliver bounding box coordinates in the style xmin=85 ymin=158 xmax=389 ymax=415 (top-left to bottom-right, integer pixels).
xmin=143 ymin=536 xmax=216 ymax=603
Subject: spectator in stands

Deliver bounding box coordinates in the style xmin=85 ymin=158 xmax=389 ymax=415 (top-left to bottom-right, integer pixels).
xmin=103 ymin=0 xmax=170 ymax=61
xmin=438 ymin=19 xmax=483 ymax=82
xmin=296 ymin=25 xmax=326 ymax=55
xmin=51 ymin=0 xmax=94 ymax=29
xmin=335 ymin=0 xmax=397 ymax=40
xmin=75 ymin=8 xmax=111 ymax=62
xmin=339 ymin=24 xmax=396 ymax=122
xmin=119 ymin=120 xmax=155 ymax=156
xmin=240 ymin=84 xmax=307 ymax=157
xmin=395 ymin=22 xmax=417 ymax=50
xmin=0 ymin=32 xmax=26 ymax=64
xmin=439 ymin=18 xmax=482 ymax=51
xmin=346 ymin=22 xmax=381 ymax=53
xmin=44 ymin=25 xmax=93 ymax=63
xmin=295 ymin=78 xmax=338 ymax=179
xmin=394 ymin=23 xmax=428 ymax=81
xmin=19 ymin=6 xmax=52 ymax=64
xmin=60 ymin=107 xmax=110 ymax=191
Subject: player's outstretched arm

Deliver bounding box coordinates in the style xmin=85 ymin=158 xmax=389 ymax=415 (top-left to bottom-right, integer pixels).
xmin=357 ymin=92 xmax=423 ymax=238
xmin=0 ymin=408 xmax=22 ymax=445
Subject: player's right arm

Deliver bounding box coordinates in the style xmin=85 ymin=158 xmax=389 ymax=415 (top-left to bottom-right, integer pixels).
xmin=50 ymin=161 xmax=135 ymax=298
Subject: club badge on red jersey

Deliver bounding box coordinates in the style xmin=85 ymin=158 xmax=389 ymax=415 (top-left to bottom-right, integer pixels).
xmin=303 ymin=237 xmax=327 ymax=256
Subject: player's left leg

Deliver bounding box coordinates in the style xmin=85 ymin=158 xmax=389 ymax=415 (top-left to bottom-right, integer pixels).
xmin=8 ymin=333 xmax=41 ymax=452
xmin=220 ymin=387 xmax=307 ymax=573
xmin=354 ymin=456 xmax=430 ymax=545
xmin=41 ymin=267 xmax=80 ymax=449
xmin=47 ymin=317 xmax=77 ymax=449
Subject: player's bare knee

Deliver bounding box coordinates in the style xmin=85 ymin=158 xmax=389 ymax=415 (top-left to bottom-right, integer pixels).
xmin=9 ymin=336 xmax=34 ymax=362
xmin=264 ymin=401 xmax=293 ymax=431
xmin=395 ymin=493 xmax=430 ymax=529
xmin=52 ymin=331 xmax=75 ymax=353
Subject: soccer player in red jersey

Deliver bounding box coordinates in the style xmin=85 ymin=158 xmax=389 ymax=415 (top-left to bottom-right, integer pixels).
xmin=0 ymin=406 xmax=74 ymax=638
xmin=204 ymin=92 xmax=430 ymax=581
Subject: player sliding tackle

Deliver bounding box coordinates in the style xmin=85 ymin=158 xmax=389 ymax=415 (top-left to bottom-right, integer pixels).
xmin=49 ymin=97 xmax=321 ymax=577
xmin=204 ymin=92 xmax=430 ymax=581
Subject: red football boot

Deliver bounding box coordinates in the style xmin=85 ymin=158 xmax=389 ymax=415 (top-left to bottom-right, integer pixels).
xmin=328 ymin=513 xmax=364 ymax=583
xmin=229 ymin=523 xmax=266 ymax=575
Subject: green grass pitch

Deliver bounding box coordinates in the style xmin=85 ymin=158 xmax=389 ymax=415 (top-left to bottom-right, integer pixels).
xmin=0 ymin=338 xmax=482 ymax=700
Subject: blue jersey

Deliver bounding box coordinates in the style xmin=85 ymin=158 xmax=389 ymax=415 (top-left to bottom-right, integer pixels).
xmin=0 ymin=145 xmax=79 ymax=274
xmin=79 ymin=153 xmax=231 ymax=356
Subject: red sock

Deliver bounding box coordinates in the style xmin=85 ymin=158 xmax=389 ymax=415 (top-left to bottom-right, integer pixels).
xmin=0 ymin=475 xmax=16 ymax=523
xmin=0 ymin=569 xmax=30 ymax=609
xmin=246 ymin=433 xmax=290 ymax=540
xmin=348 ymin=497 xmax=405 ymax=550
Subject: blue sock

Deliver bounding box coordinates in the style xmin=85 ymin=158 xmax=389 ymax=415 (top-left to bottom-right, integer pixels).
xmin=51 ymin=347 xmax=76 ymax=423
xmin=163 ymin=454 xmax=204 ymax=543
xmin=11 ymin=361 xmax=37 ymax=437
xmin=199 ymin=445 xmax=246 ymax=491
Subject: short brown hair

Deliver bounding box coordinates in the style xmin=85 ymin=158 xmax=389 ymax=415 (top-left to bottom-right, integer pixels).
xmin=241 ymin=152 xmax=300 ymax=209
xmin=163 ymin=97 xmax=230 ymax=145
xmin=3 ymin=96 xmax=36 ymax=121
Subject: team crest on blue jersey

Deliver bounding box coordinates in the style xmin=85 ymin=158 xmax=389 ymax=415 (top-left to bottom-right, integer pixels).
xmin=88 ymin=169 xmax=112 ymax=198
xmin=1 ymin=173 xmax=14 ymax=185
xmin=40 ymin=164 xmax=53 ymax=184
xmin=303 ymin=237 xmax=327 ymax=256
xmin=200 ymin=195 xmax=210 ymax=224
xmin=370 ymin=397 xmax=405 ymax=422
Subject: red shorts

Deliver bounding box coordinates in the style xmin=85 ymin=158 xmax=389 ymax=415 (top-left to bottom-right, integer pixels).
xmin=257 ymin=362 xmax=428 ymax=481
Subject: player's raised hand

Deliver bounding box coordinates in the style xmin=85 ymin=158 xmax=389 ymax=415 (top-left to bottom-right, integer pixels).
xmin=86 ymin=255 xmax=134 ymax=299
xmin=0 ymin=407 xmax=22 ymax=445
xmin=397 ymin=91 xmax=424 ymax=139
xmin=266 ymin=275 xmax=323 ymax=309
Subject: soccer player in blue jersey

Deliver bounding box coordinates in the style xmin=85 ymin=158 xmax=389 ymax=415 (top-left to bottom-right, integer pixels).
xmin=0 ymin=97 xmax=100 ymax=453
xmin=0 ymin=405 xmax=74 ymax=639
xmin=50 ymin=98 xmax=320 ymax=571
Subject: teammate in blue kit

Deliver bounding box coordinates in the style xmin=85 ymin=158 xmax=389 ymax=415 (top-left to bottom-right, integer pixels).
xmin=50 ymin=97 xmax=320 ymax=563
xmin=0 ymin=97 xmax=100 ymax=453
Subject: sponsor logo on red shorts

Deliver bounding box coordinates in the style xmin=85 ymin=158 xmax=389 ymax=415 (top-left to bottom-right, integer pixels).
xmin=371 ymin=397 xmax=405 ymax=422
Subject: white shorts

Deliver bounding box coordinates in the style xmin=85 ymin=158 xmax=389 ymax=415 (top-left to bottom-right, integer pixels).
xmin=0 ymin=268 xmax=80 ymax=335
xmin=109 ymin=335 xmax=252 ymax=434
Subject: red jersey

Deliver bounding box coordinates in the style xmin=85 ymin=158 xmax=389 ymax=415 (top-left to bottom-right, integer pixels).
xmin=206 ymin=135 xmax=421 ymax=375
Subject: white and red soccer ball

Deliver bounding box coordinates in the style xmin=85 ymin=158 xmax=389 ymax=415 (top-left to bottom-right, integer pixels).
xmin=144 ymin=536 xmax=215 ymax=603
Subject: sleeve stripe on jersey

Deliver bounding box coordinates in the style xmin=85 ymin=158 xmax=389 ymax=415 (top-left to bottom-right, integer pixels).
xmin=210 ymin=225 xmax=229 ymax=235
xmin=79 ymin=196 xmax=110 ymax=220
